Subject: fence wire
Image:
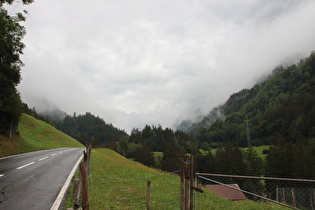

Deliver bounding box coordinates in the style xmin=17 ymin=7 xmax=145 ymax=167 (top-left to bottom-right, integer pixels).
xmin=197 ymin=173 xmax=315 ymax=210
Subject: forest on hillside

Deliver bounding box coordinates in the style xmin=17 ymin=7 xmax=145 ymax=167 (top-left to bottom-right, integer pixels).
xmin=184 ymin=52 xmax=315 ymax=148
xmin=181 ymin=52 xmax=315 ymax=179
xmin=54 ymin=112 xmax=128 ymax=146
xmin=113 ymin=53 xmax=315 ymax=180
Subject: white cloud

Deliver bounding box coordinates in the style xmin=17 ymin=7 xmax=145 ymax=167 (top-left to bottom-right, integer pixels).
xmin=16 ymin=0 xmax=315 ymax=132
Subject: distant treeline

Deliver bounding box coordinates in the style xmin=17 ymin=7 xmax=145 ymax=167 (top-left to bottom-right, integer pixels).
xmin=113 ymin=124 xmax=315 ymax=180
xmin=111 ymin=125 xmax=197 ymax=172
xmin=55 ymin=112 xmax=128 ymax=146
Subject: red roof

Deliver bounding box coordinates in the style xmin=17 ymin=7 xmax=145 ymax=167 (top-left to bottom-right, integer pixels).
xmin=205 ymin=184 xmax=247 ymax=200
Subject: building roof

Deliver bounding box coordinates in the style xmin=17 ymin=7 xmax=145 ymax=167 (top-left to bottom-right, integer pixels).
xmin=205 ymin=184 xmax=247 ymax=200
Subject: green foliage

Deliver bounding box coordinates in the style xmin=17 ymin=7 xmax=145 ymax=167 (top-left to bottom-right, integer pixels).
xmin=266 ymin=136 xmax=315 ymax=179
xmin=160 ymin=141 xmax=181 ymax=172
xmin=190 ymin=53 xmax=315 ymax=179
xmin=116 ymin=125 xmax=196 ymax=169
xmin=215 ymin=142 xmax=247 ymax=175
xmin=55 ymin=112 xmax=128 ymax=146
xmin=0 ymin=0 xmax=33 ymax=6
xmin=194 ymin=52 xmax=315 ymax=149
xmin=243 ymin=146 xmax=263 ymax=175
xmin=134 ymin=143 xmax=155 ymax=167
xmin=0 ymin=2 xmax=32 ymax=134
xmin=195 ymin=151 xmax=215 ymax=173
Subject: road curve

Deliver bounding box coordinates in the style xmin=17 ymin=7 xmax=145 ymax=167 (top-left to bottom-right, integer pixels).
xmin=0 ymin=147 xmax=84 ymax=210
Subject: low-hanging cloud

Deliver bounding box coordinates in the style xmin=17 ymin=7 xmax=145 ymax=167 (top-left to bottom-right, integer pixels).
xmin=16 ymin=0 xmax=315 ymax=132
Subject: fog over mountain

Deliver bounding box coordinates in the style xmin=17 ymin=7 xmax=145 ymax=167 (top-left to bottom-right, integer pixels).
xmin=13 ymin=0 xmax=315 ymax=132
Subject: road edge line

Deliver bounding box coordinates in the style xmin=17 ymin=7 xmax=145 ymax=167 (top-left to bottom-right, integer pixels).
xmin=50 ymin=153 xmax=83 ymax=210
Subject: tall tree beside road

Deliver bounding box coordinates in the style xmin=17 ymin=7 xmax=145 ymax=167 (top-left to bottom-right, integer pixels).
xmin=0 ymin=0 xmax=33 ymax=134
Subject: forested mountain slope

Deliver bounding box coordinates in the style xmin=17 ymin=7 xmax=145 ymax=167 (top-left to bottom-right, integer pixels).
xmin=55 ymin=112 xmax=128 ymax=146
xmin=186 ymin=52 xmax=315 ymax=147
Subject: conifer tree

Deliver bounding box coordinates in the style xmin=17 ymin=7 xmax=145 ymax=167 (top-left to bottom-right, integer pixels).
xmin=134 ymin=144 xmax=155 ymax=167
xmin=161 ymin=142 xmax=180 ymax=172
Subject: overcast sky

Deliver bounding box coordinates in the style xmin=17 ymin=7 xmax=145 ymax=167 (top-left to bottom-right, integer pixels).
xmin=12 ymin=0 xmax=315 ymax=132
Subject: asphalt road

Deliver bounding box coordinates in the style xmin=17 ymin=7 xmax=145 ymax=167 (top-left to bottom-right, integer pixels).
xmin=0 ymin=147 xmax=84 ymax=210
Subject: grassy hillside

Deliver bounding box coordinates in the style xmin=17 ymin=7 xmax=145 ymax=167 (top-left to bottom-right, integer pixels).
xmin=89 ymin=148 xmax=288 ymax=209
xmin=0 ymin=113 xmax=83 ymax=157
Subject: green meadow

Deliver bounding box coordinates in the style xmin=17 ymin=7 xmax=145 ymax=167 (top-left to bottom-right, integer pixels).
xmin=200 ymin=145 xmax=271 ymax=159
xmin=0 ymin=114 xmax=83 ymax=157
xmin=89 ymin=148 xmax=287 ymax=209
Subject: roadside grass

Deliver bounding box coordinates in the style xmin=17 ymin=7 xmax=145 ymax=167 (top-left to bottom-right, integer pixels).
xmin=0 ymin=134 xmax=39 ymax=157
xmin=0 ymin=113 xmax=83 ymax=158
xmin=64 ymin=169 xmax=81 ymax=209
xmin=89 ymin=148 xmax=288 ymax=209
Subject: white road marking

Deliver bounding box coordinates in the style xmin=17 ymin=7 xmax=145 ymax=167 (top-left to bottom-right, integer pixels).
xmin=51 ymin=153 xmax=57 ymax=156
xmin=39 ymin=156 xmax=49 ymax=161
xmin=0 ymin=174 xmax=4 ymax=177
xmin=50 ymin=154 xmax=83 ymax=210
xmin=17 ymin=162 xmax=35 ymax=170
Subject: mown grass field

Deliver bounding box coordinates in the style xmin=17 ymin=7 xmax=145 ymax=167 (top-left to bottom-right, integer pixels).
xmin=0 ymin=113 xmax=83 ymax=157
xmin=89 ymin=148 xmax=288 ymax=209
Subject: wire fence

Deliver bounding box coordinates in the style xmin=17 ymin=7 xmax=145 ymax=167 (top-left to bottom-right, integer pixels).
xmin=196 ymin=173 xmax=315 ymax=210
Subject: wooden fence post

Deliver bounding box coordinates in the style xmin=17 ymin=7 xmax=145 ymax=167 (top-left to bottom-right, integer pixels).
xmin=180 ymin=156 xmax=194 ymax=210
xmin=291 ymin=188 xmax=296 ymax=207
xmin=180 ymin=158 xmax=185 ymax=210
xmin=147 ymin=181 xmax=151 ymax=210
xmin=80 ymin=162 xmax=89 ymax=210
xmin=185 ymin=156 xmax=190 ymax=210
xmin=190 ymin=156 xmax=194 ymax=210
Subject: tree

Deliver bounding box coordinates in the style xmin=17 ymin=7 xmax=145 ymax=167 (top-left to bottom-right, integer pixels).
xmin=200 ymin=142 xmax=210 ymax=151
xmin=243 ymin=146 xmax=263 ymax=176
xmin=215 ymin=142 xmax=246 ymax=175
xmin=196 ymin=151 xmax=215 ymax=173
xmin=0 ymin=0 xmax=33 ymax=134
xmin=134 ymin=144 xmax=155 ymax=167
xmin=161 ymin=142 xmax=180 ymax=172
xmin=266 ymin=135 xmax=295 ymax=177
xmin=292 ymin=138 xmax=315 ymax=179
